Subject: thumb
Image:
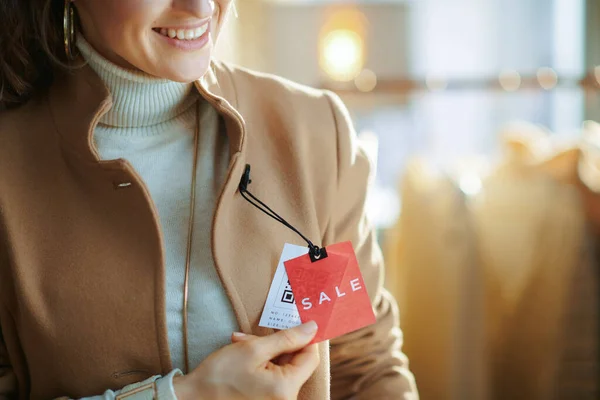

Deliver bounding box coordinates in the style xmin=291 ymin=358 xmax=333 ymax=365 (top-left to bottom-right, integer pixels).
xmin=251 ymin=321 xmax=318 ymax=361
xmin=231 ymin=332 xmax=255 ymax=343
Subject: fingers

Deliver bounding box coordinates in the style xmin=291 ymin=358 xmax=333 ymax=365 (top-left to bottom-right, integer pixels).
xmin=232 ymin=332 xmax=299 ymax=366
xmin=230 ymin=325 xmax=320 ymax=387
xmin=284 ymin=344 xmax=320 ymax=383
xmin=276 ymin=352 xmax=295 ymax=365
xmin=231 ymin=332 xmax=254 ymax=343
xmin=249 ymin=321 xmax=318 ymax=361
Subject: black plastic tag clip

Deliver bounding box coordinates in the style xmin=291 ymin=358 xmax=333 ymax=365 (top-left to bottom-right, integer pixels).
xmin=309 ymin=246 xmax=328 ymax=263
xmin=239 ymin=164 xmax=252 ymax=192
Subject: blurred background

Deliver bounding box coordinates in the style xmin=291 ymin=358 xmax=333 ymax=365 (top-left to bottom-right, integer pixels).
xmin=216 ymin=1 xmax=599 ymax=399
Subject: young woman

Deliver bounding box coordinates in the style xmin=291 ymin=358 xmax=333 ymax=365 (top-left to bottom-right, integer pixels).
xmin=0 ymin=0 xmax=418 ymax=399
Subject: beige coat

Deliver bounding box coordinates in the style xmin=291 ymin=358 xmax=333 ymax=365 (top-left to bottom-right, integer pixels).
xmin=0 ymin=61 xmax=417 ymax=400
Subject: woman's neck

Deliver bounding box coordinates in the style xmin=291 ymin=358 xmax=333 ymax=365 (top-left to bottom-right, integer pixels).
xmin=76 ymin=35 xmax=196 ymax=128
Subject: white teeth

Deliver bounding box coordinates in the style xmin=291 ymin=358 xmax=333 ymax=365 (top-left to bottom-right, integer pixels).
xmin=197 ymin=25 xmax=208 ymax=38
xmin=157 ymin=24 xmax=208 ymax=40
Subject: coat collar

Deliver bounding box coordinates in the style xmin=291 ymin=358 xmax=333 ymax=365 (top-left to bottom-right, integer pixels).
xmin=47 ymin=60 xmax=245 ymax=162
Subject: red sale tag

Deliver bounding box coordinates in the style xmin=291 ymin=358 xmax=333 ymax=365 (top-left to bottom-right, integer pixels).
xmin=284 ymin=241 xmax=376 ymax=343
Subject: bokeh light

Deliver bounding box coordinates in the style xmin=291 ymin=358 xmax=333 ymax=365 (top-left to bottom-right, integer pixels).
xmin=537 ymin=67 xmax=558 ymax=90
xmin=355 ymin=69 xmax=378 ymax=92
xmin=320 ymin=29 xmax=364 ymax=82
xmin=425 ymin=74 xmax=448 ymax=91
xmin=499 ymin=69 xmax=521 ymax=92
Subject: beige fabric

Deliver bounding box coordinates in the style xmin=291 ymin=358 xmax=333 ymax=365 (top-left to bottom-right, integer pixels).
xmin=474 ymin=156 xmax=587 ymax=400
xmin=384 ymin=161 xmax=488 ymax=400
xmin=0 ymin=61 xmax=417 ymax=399
xmin=385 ymin=126 xmax=598 ymax=400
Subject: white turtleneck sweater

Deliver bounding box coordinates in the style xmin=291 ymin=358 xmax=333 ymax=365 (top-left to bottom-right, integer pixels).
xmin=76 ymin=37 xmax=239 ymax=398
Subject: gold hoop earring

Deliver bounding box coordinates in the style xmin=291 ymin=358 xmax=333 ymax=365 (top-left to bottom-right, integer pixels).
xmin=63 ymin=0 xmax=77 ymax=60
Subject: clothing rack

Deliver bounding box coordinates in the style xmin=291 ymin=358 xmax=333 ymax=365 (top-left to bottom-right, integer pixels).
xmin=322 ymin=70 xmax=600 ymax=94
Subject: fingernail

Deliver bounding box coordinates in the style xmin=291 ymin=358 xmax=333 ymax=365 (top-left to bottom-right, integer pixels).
xmin=232 ymin=332 xmax=247 ymax=338
xmin=299 ymin=321 xmax=318 ymax=335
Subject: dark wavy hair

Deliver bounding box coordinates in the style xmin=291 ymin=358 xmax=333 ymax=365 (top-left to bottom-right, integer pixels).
xmin=0 ymin=0 xmax=70 ymax=110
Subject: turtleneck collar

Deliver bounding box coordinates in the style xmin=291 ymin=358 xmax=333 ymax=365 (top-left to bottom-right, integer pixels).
xmin=76 ymin=35 xmax=196 ymax=128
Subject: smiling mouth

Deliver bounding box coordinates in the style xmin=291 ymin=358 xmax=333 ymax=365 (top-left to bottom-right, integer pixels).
xmin=152 ymin=23 xmax=208 ymax=41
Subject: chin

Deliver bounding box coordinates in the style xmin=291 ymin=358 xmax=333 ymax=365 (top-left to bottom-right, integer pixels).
xmin=156 ymin=60 xmax=212 ymax=83
xmin=139 ymin=32 xmax=216 ymax=83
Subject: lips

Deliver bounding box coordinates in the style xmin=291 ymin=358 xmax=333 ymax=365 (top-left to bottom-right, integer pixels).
xmin=153 ymin=23 xmax=208 ymax=41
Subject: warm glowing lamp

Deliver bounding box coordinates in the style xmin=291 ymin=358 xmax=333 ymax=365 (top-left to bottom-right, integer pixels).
xmin=319 ymin=8 xmax=367 ymax=82
xmin=321 ymin=29 xmax=364 ymax=82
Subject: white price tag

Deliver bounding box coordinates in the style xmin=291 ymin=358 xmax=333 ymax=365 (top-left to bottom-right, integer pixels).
xmin=258 ymin=243 xmax=308 ymax=330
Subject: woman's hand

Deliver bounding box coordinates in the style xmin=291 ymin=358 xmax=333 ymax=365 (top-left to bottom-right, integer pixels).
xmin=174 ymin=321 xmax=319 ymax=400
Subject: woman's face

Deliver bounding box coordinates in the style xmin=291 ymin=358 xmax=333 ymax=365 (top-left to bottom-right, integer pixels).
xmin=73 ymin=0 xmax=232 ymax=82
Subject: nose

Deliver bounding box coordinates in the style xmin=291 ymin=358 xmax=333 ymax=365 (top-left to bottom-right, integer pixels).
xmin=171 ymin=0 xmax=216 ymax=18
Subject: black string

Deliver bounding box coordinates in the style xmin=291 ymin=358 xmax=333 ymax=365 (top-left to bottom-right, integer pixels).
xmin=238 ymin=164 xmax=323 ymax=258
